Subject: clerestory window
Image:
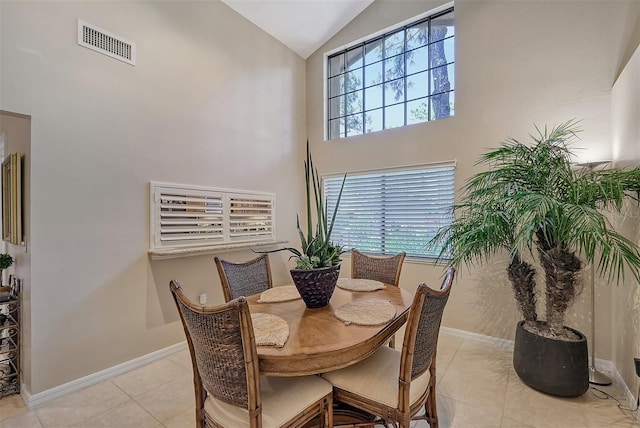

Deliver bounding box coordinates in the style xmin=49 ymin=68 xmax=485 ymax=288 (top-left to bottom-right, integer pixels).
xmin=326 ymin=6 xmax=455 ymax=140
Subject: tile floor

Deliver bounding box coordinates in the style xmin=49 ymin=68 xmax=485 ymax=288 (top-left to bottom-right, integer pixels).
xmin=1 ymin=331 xmax=639 ymax=427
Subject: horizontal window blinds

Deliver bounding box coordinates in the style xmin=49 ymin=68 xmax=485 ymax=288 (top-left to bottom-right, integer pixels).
xmin=324 ymin=163 xmax=454 ymax=258
xmin=150 ymin=182 xmax=275 ymax=251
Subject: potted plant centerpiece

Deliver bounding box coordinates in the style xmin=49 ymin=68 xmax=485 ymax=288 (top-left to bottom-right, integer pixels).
xmin=429 ymin=120 xmax=640 ymax=397
xmin=261 ymin=141 xmax=346 ymax=308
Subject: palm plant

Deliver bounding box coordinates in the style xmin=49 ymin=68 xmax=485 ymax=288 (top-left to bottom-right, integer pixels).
xmin=430 ymin=120 xmax=640 ymax=339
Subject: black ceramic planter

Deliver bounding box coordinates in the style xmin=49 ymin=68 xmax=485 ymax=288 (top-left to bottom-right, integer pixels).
xmin=290 ymin=264 xmax=341 ymax=308
xmin=513 ymin=320 xmax=589 ymax=397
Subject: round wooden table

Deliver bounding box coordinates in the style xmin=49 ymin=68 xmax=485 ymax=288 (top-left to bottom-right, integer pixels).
xmin=247 ymin=284 xmax=413 ymax=376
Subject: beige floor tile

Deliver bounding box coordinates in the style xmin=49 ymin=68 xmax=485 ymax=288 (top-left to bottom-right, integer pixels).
xmin=35 ymin=381 xmax=131 ymax=427
xmin=112 ymin=358 xmax=190 ymax=398
xmin=0 ymin=410 xmax=43 ymax=428
xmin=579 ymin=389 xmax=640 ymax=428
xmin=70 ymin=400 xmax=162 ymax=428
xmin=134 ymin=375 xmax=194 ymax=423
xmin=437 ymin=339 xmax=510 ymax=414
xmin=435 ymin=333 xmax=464 ymax=383
xmin=502 ymin=376 xmax=588 ymax=427
xmin=438 ymin=367 xmax=508 ymax=414
xmin=436 ymin=394 xmax=503 ymax=428
xmin=3 ymin=335 xmax=639 ymax=428
xmin=500 ymin=416 xmax=535 ymax=427
xmin=0 ymin=393 xmax=28 ymax=422
xmin=163 ymin=407 xmax=196 ymax=428
xmin=165 ymin=349 xmax=192 ymax=371
xmin=452 ymin=339 xmax=513 ymax=376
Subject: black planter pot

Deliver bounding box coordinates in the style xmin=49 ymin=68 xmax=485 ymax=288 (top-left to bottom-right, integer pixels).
xmin=513 ymin=320 xmax=589 ymax=397
xmin=290 ymin=264 xmax=340 ymax=308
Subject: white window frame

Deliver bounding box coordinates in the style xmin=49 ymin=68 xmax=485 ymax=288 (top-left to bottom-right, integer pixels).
xmin=324 ymin=162 xmax=455 ymax=259
xmin=324 ymin=3 xmax=455 ymax=140
xmin=149 ymin=182 xmax=276 ymax=255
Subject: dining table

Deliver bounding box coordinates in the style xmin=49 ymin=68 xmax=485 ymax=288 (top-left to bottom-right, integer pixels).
xmin=247 ymin=279 xmax=414 ymax=426
xmin=246 ymin=281 xmax=413 ymax=376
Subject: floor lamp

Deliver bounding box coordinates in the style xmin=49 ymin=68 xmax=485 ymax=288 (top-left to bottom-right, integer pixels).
xmin=588 ymin=258 xmax=612 ymax=385
xmin=577 ymin=160 xmax=612 ymax=386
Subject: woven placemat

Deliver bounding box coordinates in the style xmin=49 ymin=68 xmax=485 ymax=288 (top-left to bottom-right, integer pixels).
xmin=250 ymin=312 xmax=289 ymax=347
xmin=334 ymin=299 xmax=397 ymax=326
xmin=337 ymin=278 xmax=386 ymax=292
xmin=257 ymin=285 xmax=301 ymax=303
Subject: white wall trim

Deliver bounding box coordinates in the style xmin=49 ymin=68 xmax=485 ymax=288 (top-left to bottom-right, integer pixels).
xmin=21 ymin=341 xmax=187 ymax=409
xmin=442 ymin=326 xmax=515 ymax=350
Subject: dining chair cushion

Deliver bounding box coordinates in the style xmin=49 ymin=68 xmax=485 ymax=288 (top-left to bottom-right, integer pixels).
xmin=204 ymin=374 xmax=332 ymax=428
xmin=322 ymin=345 xmax=431 ymax=408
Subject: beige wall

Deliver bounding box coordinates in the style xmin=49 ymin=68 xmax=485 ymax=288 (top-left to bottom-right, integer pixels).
xmin=611 ymin=38 xmax=640 ymax=395
xmin=307 ymin=0 xmax=639 ymax=354
xmin=1 ymin=1 xmax=306 ymax=394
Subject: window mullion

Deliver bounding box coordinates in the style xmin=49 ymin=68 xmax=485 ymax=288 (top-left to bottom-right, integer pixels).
xmin=361 ymin=47 xmax=366 ymax=134
xmin=381 ymin=44 xmax=386 ymax=131
xmin=427 ymin=19 xmax=432 ymax=122
xmin=403 ymin=28 xmax=408 ymax=127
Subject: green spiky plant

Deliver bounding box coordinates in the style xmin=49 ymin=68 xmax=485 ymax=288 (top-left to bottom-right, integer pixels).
xmin=429 ymin=120 xmax=640 ymax=339
xmin=261 ymin=140 xmax=346 ymax=269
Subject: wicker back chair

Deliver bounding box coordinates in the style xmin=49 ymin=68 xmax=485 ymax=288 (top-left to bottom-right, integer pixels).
xmin=322 ymin=268 xmax=455 ymax=428
xmin=351 ymin=249 xmax=406 ymax=286
xmin=170 ymin=280 xmax=333 ymax=428
xmin=215 ymin=254 xmax=273 ymax=302
xmin=351 ymin=249 xmax=406 ymax=347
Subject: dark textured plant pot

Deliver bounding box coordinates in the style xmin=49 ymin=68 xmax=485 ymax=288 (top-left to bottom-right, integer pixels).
xmin=290 ymin=264 xmax=341 ymax=308
xmin=513 ymin=320 xmax=589 ymax=397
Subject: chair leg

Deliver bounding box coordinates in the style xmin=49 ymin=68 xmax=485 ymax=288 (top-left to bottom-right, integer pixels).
xmin=323 ymin=394 xmax=333 ymax=428
xmin=425 ymin=392 xmax=439 ymax=428
xmin=388 ymin=335 xmax=396 ymax=349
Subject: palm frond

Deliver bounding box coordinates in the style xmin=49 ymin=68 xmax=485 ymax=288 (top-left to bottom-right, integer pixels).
xmin=428 ymin=119 xmax=640 ymax=330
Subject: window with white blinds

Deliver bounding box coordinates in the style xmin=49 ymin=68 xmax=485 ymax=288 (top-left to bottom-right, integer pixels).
xmin=149 ymin=182 xmax=275 ymax=252
xmin=324 ymin=162 xmax=455 ymax=259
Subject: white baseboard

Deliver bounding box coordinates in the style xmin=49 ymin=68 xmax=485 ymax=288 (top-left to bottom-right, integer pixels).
xmin=441 ymin=326 xmax=516 ymax=350
xmin=22 ymin=341 xmax=187 ymax=409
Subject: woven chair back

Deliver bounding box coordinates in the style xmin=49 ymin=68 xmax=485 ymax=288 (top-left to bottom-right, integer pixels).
xmin=215 ymin=254 xmax=273 ymax=301
xmin=351 ymin=249 xmax=406 ymax=286
xmin=406 ymin=268 xmax=455 ymax=379
xmin=170 ymin=281 xmax=250 ymax=407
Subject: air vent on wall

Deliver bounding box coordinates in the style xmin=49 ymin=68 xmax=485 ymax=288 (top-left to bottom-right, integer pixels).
xmin=77 ymin=19 xmax=136 ymax=66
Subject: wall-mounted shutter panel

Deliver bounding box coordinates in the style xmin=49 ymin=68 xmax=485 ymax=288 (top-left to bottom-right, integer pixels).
xmin=228 ymin=194 xmax=274 ymax=241
xmin=150 ymin=183 xmax=275 ymax=251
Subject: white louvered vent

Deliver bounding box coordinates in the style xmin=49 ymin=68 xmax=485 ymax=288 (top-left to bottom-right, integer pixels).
xmin=77 ymin=19 xmax=136 ymax=65
xmin=150 ymin=182 xmax=275 ymax=251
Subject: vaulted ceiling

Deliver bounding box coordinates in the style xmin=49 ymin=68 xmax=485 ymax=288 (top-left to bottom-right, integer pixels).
xmin=220 ymin=0 xmax=374 ymax=58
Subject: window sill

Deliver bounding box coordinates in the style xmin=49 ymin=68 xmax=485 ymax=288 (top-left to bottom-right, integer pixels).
xmin=148 ymin=240 xmax=288 ymax=260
